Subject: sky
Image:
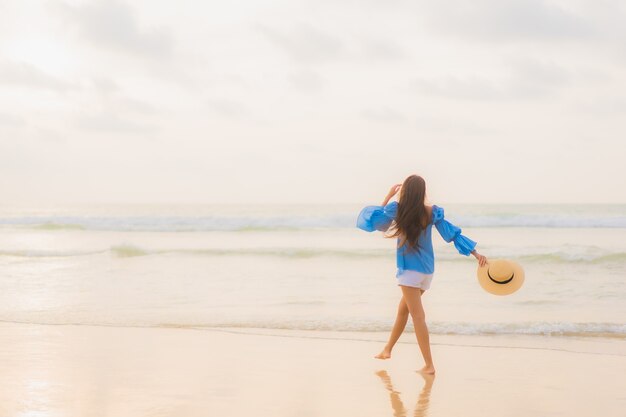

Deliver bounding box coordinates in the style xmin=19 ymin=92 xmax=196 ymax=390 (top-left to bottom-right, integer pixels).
xmin=1 ymin=0 xmax=625 ymax=205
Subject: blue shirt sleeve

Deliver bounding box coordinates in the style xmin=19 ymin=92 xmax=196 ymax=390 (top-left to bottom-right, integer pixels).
xmin=356 ymin=201 xmax=398 ymax=232
xmin=432 ymin=205 xmax=477 ymax=256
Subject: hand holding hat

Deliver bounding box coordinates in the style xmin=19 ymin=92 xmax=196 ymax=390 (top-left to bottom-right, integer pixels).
xmin=477 ymin=259 xmax=525 ymax=295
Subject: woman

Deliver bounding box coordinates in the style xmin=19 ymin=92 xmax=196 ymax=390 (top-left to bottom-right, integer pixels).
xmin=357 ymin=175 xmax=488 ymax=374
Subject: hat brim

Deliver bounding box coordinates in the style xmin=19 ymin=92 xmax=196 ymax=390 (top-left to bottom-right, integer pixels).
xmin=477 ymin=259 xmax=524 ymax=296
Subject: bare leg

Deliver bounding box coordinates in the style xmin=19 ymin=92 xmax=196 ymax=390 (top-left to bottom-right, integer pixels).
xmin=400 ymin=285 xmax=435 ymax=374
xmin=375 ymin=296 xmax=410 ymax=359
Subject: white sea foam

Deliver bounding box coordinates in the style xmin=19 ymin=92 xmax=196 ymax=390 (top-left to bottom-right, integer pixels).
xmin=2 ymin=318 xmax=621 ymax=338
xmin=0 ymin=204 xmax=624 ymax=231
xmin=196 ymin=320 xmax=626 ymax=338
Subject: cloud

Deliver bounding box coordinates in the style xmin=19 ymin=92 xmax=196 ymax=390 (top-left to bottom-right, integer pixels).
xmin=510 ymin=58 xmax=570 ymax=93
xmin=288 ymin=70 xmax=325 ymax=92
xmin=256 ymin=23 xmax=407 ymax=65
xmin=52 ymin=0 xmax=173 ymax=58
xmin=415 ymin=115 xmax=497 ymax=136
xmin=0 ymin=112 xmax=26 ymax=127
xmin=359 ymin=38 xmax=406 ymax=61
xmin=418 ymin=0 xmax=594 ymax=41
xmin=412 ymin=59 xmax=570 ymax=101
xmin=89 ymin=77 xmax=158 ymax=114
xmin=413 ymin=75 xmax=502 ymax=100
xmin=0 ymin=60 xmax=77 ymax=92
xmin=91 ymin=77 xmax=120 ymax=94
xmin=74 ymin=82 xmax=160 ymax=133
xmin=207 ymin=99 xmax=247 ymax=119
xmin=76 ymin=114 xmax=154 ymax=133
xmin=360 ymin=106 xmax=406 ymax=123
xmin=256 ymin=23 xmax=347 ymax=64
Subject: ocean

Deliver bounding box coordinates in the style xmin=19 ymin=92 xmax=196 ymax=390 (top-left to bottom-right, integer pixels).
xmin=0 ymin=204 xmax=624 ymax=339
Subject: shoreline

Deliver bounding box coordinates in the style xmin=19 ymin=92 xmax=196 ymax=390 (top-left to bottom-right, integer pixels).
xmin=1 ymin=319 xmax=624 ymax=353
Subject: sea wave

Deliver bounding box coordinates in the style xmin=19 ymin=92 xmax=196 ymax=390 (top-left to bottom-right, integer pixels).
xmin=110 ymin=245 xmax=150 ymax=257
xmin=0 ymin=209 xmax=624 ymax=231
xmin=518 ymin=252 xmax=626 ymax=264
xmin=33 ymin=222 xmax=86 ymax=231
xmin=0 ymin=215 xmax=351 ymax=232
xmin=0 ymin=249 xmax=107 ymax=258
xmin=199 ymin=320 xmax=626 ymax=339
xmin=1 ymin=245 xmax=625 ymax=264
xmin=2 ymin=318 xmax=622 ymax=339
xmin=453 ymin=215 xmax=626 ymax=229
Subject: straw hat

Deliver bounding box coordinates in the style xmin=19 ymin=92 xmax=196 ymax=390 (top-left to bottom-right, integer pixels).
xmin=477 ymin=259 xmax=524 ymax=295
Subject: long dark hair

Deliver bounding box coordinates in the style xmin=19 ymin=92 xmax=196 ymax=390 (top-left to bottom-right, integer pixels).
xmin=386 ymin=175 xmax=429 ymax=252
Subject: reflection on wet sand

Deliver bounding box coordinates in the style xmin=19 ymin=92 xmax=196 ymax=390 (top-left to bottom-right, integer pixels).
xmin=375 ymin=370 xmax=434 ymax=417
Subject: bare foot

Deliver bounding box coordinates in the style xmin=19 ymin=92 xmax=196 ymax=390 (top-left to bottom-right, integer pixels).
xmin=374 ymin=348 xmax=392 ymax=360
xmin=418 ymin=365 xmax=436 ymax=374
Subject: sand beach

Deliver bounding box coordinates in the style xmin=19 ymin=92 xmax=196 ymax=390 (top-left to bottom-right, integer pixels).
xmin=1 ymin=322 xmax=625 ymax=417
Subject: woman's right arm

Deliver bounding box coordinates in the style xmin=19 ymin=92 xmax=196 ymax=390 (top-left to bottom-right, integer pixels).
xmin=471 ymin=250 xmax=488 ymax=267
xmin=433 ymin=206 xmax=487 ymax=266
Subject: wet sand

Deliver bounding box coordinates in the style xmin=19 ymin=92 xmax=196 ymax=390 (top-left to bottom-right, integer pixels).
xmin=0 ymin=322 xmax=624 ymax=417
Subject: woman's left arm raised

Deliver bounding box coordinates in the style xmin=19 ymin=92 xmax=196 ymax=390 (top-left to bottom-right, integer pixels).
xmin=381 ymin=184 xmax=401 ymax=206
xmin=356 ymin=184 xmax=401 ymax=233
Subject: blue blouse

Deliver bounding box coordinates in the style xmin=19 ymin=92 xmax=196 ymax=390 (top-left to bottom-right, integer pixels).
xmin=356 ymin=201 xmax=477 ymax=275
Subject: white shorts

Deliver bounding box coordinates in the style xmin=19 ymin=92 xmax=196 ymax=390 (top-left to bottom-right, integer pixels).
xmin=396 ymin=270 xmax=433 ymax=290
